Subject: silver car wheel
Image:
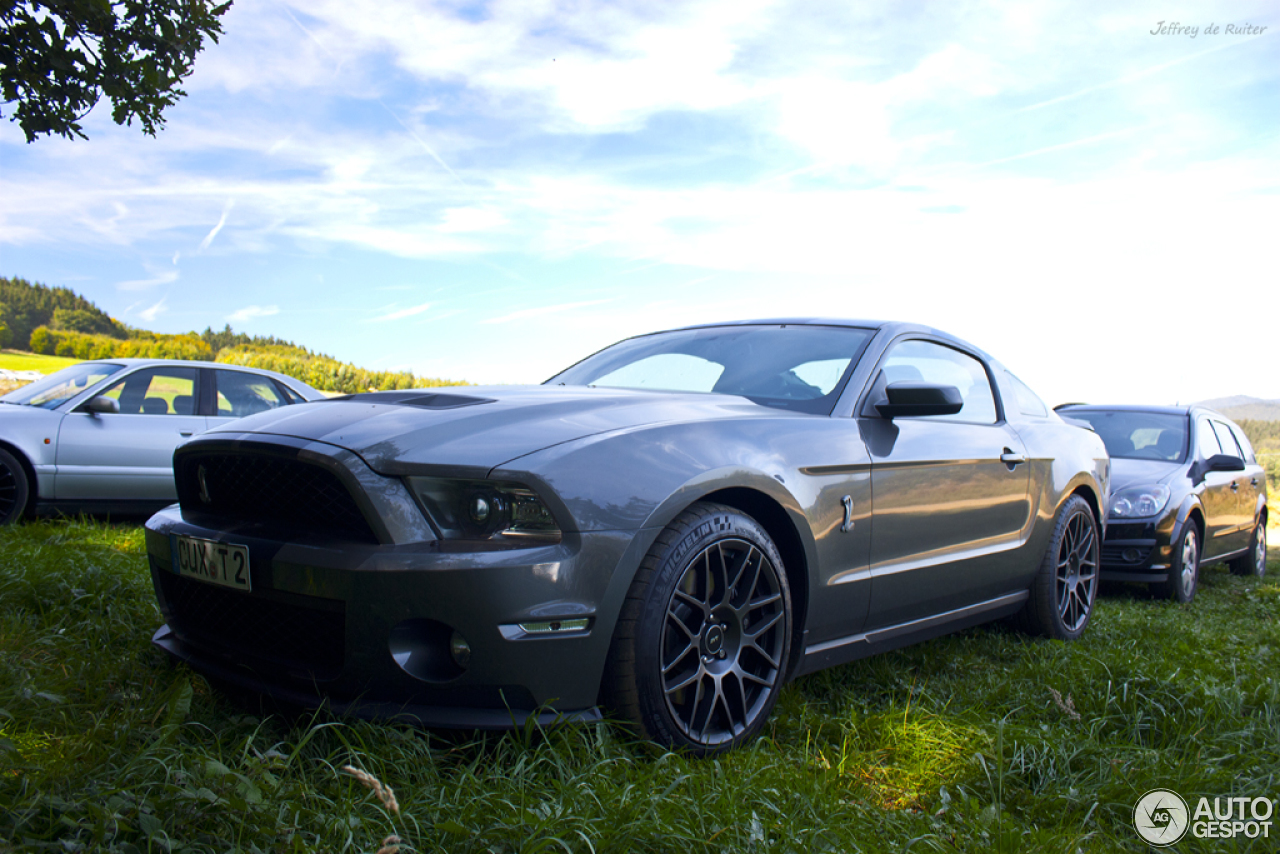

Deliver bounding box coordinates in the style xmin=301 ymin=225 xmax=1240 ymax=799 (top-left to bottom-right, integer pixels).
xmin=0 ymin=448 xmax=31 ymax=525
xmin=660 ymin=538 xmax=788 ymax=747
xmin=1055 ymin=507 xmax=1098 ymax=633
xmin=1179 ymin=528 xmax=1199 ymax=598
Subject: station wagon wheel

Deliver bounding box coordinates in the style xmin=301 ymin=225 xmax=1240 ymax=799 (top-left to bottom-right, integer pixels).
xmin=1228 ymin=520 xmax=1267 ymax=578
xmin=0 ymin=448 xmax=31 ymax=526
xmin=1152 ymin=522 xmax=1199 ymax=603
xmin=1017 ymin=495 xmax=1098 ymax=640
xmin=603 ymin=502 xmax=792 ymax=755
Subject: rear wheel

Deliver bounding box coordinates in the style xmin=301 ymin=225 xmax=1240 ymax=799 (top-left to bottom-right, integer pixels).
xmin=0 ymin=448 xmax=31 ymax=526
xmin=1018 ymin=495 xmax=1098 ymax=640
xmin=1152 ymin=522 xmax=1199 ymax=603
xmin=603 ymin=502 xmax=792 ymax=755
xmin=1228 ymin=520 xmax=1267 ymax=577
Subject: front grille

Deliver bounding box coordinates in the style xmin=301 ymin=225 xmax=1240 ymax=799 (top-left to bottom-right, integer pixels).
xmin=1106 ymin=523 xmax=1153 ymax=541
xmin=176 ymin=451 xmax=377 ymax=543
xmin=156 ymin=571 xmax=345 ymax=680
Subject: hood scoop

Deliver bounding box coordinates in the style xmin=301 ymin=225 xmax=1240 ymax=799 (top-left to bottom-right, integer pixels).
xmin=335 ymin=391 xmax=495 ymax=409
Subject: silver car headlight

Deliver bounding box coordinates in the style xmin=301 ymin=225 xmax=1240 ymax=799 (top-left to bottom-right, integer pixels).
xmin=406 ymin=477 xmax=561 ymax=545
xmin=1109 ymin=484 xmax=1171 ymax=519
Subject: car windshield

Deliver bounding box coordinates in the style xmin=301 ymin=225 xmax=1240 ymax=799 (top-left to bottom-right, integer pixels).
xmin=1067 ymin=410 xmax=1188 ymax=462
xmin=0 ymin=362 xmax=126 ymax=409
xmin=547 ymin=324 xmax=874 ymax=414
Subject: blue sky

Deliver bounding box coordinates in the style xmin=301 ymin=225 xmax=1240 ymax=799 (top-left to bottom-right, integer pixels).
xmin=2 ymin=0 xmax=1277 ymax=405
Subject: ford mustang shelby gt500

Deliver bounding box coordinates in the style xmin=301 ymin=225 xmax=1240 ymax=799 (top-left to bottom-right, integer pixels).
xmin=145 ymin=319 xmax=1109 ymax=753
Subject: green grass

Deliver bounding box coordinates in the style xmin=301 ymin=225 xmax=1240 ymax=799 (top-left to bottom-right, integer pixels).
xmin=2 ymin=519 xmax=1278 ymax=853
xmin=0 ymin=349 xmax=81 ymax=373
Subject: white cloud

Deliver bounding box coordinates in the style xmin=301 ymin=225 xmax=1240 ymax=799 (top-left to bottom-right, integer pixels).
xmin=371 ymin=302 xmax=432 ymax=322
xmin=198 ymin=199 xmax=235 ymax=252
xmin=482 ymin=299 xmax=612 ymax=325
xmin=228 ymin=305 xmax=281 ymax=323
xmin=138 ymin=298 xmax=168 ymax=323
xmin=118 ymin=269 xmax=180 ymax=291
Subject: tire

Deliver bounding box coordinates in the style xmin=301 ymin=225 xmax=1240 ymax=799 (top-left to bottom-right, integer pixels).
xmin=1228 ymin=520 xmax=1267 ymax=578
xmin=602 ymin=502 xmax=792 ymax=755
xmin=1152 ymin=521 xmax=1199 ymax=603
xmin=1018 ymin=495 xmax=1099 ymax=640
xmin=0 ymin=448 xmax=31 ymax=526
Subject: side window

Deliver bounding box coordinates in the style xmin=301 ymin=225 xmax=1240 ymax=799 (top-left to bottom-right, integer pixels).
xmin=215 ymin=370 xmax=289 ymax=417
xmin=1196 ymin=418 xmax=1222 ymax=460
xmin=879 ymin=340 xmax=997 ymax=423
xmin=1004 ymin=370 xmax=1048 ymax=417
xmin=1227 ymin=423 xmax=1256 ymax=463
xmin=1210 ymin=421 xmax=1243 ymax=459
xmin=99 ymin=368 xmax=197 ymax=415
xmin=275 ymin=381 xmax=306 ymax=405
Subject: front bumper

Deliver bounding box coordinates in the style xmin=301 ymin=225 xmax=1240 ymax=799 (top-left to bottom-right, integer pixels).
xmin=145 ymin=505 xmax=639 ymax=728
xmin=1099 ymin=521 xmax=1172 ymax=582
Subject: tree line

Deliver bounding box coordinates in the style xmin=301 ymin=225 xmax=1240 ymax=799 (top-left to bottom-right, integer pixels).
xmin=1 ymin=275 xmax=463 ymax=394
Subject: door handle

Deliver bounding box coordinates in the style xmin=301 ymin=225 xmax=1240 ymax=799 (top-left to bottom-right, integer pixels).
xmin=1230 ymin=482 xmax=1239 ymax=492
xmin=179 ymin=431 xmax=195 ymax=437
xmin=1000 ymin=449 xmax=1027 ymax=465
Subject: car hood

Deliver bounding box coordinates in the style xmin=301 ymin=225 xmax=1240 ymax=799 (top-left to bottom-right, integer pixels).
xmin=1109 ymin=457 xmax=1184 ymax=491
xmin=208 ymin=385 xmax=789 ymax=473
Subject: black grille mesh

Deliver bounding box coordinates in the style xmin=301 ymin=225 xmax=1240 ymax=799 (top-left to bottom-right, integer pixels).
xmin=176 ymin=452 xmax=377 ymax=543
xmin=156 ymin=571 xmax=345 ymax=679
xmin=1102 ymin=545 xmax=1153 ymax=566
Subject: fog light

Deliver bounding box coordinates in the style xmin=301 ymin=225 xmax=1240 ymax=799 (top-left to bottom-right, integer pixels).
xmin=449 ymin=630 xmax=472 ymax=669
xmin=1123 ymin=548 xmax=1141 ymax=563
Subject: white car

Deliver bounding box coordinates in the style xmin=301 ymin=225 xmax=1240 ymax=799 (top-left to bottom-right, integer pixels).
xmin=0 ymin=359 xmax=324 ymax=523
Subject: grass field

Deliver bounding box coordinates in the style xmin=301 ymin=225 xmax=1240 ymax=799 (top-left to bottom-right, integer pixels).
xmin=0 ymin=350 xmax=80 ymax=374
xmin=1 ymin=518 xmax=1277 ymax=853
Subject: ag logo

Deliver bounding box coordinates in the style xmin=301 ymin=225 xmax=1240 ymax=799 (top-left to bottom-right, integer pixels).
xmin=1134 ymin=789 xmax=1189 ymax=846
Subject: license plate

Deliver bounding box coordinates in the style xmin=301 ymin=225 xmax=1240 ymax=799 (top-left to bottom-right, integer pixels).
xmin=173 ymin=535 xmax=252 ymax=591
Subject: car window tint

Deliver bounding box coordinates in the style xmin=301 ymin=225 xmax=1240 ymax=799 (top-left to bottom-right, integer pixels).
xmin=100 ymin=368 xmax=197 ymax=415
xmin=1005 ymin=370 xmax=1048 ymax=417
xmin=1197 ymin=418 xmax=1222 ymax=459
xmin=791 ymin=359 xmax=852 ymax=395
xmin=215 ymin=370 xmax=289 ymax=417
xmin=1210 ymin=421 xmax=1242 ymax=458
xmin=590 ymin=353 xmax=725 ymax=393
xmin=881 ymin=340 xmax=997 ymax=423
xmin=276 ymin=381 xmax=305 ymax=404
xmin=1227 ymin=423 xmax=1256 ymax=463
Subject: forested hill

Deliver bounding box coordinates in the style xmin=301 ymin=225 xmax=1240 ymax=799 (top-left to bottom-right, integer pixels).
xmin=0 ymin=275 xmax=463 ymax=393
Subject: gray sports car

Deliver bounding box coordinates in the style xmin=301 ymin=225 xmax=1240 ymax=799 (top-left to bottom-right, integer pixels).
xmin=0 ymin=359 xmax=323 ymax=524
xmin=144 ymin=319 xmax=1109 ymax=753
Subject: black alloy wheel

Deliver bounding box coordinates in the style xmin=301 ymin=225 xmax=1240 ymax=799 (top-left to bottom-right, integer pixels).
xmin=1018 ymin=495 xmax=1099 ymax=640
xmin=604 ymin=502 xmax=792 ymax=755
xmin=0 ymin=448 xmax=31 ymax=525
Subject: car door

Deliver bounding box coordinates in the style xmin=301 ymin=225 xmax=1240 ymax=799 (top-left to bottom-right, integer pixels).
xmin=1209 ymin=419 xmax=1257 ymax=552
xmin=54 ymin=366 xmax=207 ymax=500
xmin=205 ymin=368 xmax=295 ymax=430
xmin=1194 ymin=415 xmax=1244 ymax=560
xmin=859 ymin=339 xmax=1033 ymax=629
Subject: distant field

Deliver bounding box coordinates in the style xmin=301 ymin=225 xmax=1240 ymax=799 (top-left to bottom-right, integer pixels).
xmin=0 ymin=349 xmax=80 ymax=373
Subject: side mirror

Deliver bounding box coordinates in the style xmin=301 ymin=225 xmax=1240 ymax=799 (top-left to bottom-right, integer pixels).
xmin=78 ymin=396 xmax=120 ymax=415
xmin=1206 ymin=453 xmax=1244 ymax=473
xmin=875 ymin=382 xmax=964 ymax=419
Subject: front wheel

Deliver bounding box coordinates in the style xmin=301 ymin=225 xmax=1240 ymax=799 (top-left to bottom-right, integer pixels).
xmin=603 ymin=502 xmax=792 ymax=755
xmin=1228 ymin=520 xmax=1267 ymax=578
xmin=1152 ymin=522 xmax=1199 ymax=603
xmin=1018 ymin=495 xmax=1099 ymax=640
xmin=0 ymin=448 xmax=31 ymax=526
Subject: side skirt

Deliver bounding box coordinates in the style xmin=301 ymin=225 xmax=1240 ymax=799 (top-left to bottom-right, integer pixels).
xmin=795 ymin=591 xmax=1029 ymax=677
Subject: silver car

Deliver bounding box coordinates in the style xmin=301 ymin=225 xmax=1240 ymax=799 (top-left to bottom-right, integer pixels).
xmin=0 ymin=359 xmax=324 ymax=523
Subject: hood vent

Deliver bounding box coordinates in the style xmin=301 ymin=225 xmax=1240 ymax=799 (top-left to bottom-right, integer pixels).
xmin=336 ymin=391 xmax=495 ymax=409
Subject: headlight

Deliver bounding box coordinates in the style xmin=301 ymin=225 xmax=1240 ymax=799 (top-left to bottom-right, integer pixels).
xmin=406 ymin=477 xmax=561 ymax=545
xmin=1109 ymin=484 xmax=1171 ymax=519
